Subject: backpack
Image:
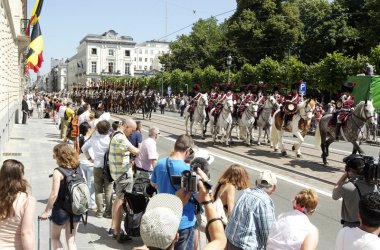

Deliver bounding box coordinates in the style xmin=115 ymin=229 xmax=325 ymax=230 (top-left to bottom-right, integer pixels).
xmin=56 ymin=167 xmax=89 ymax=232
xmin=103 ymin=131 xmax=123 ymax=182
xmin=64 ymin=109 xmax=69 ymax=121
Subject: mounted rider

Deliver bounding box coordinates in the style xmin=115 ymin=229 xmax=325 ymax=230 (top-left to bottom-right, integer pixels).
xmin=189 ymin=83 xmax=202 ymax=121
xmin=213 ymin=83 xmax=229 ymax=126
xmin=254 ymin=81 xmax=267 ymax=106
xmin=335 ymin=82 xmax=355 ymax=141
xmin=282 ymin=82 xmax=301 ymax=127
xmin=273 ymin=84 xmax=285 ymax=105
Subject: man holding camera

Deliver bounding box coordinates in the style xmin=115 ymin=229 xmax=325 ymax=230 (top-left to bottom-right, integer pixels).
xmin=332 ymin=154 xmax=379 ymax=228
xmin=150 ymin=134 xmax=197 ymax=250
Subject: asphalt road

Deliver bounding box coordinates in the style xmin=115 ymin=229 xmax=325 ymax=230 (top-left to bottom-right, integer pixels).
xmin=112 ymin=110 xmax=357 ymax=250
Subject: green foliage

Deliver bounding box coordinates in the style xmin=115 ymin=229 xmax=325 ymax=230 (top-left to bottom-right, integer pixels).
xmin=370 ymin=44 xmax=380 ymax=73
xmin=255 ymin=57 xmax=283 ymax=84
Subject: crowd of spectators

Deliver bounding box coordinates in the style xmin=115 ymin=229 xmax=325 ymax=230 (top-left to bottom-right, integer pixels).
xmin=2 ymin=97 xmax=380 ymax=249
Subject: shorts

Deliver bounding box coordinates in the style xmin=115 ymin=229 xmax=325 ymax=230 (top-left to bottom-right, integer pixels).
xmin=115 ymin=172 xmax=133 ymax=198
xmin=51 ymin=206 xmax=81 ymax=226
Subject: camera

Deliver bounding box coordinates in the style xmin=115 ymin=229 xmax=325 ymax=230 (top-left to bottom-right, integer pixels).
xmin=343 ymin=154 xmax=380 ymax=185
xmin=171 ymin=170 xmax=200 ymax=192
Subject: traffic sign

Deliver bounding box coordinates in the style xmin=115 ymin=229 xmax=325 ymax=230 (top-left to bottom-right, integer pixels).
xmin=168 ymin=86 xmax=172 ymax=95
xmin=299 ymin=82 xmax=306 ymax=95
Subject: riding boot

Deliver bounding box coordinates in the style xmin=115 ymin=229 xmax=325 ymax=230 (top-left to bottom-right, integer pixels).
xmin=214 ymin=115 xmax=218 ymax=127
xmin=283 ymin=115 xmax=288 ymax=128
xmin=335 ymin=123 xmax=342 ymax=141
xmin=190 ymin=112 xmax=193 ymax=122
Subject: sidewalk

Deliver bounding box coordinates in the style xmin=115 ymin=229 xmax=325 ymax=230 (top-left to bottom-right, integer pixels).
xmin=2 ymin=113 xmax=143 ymax=249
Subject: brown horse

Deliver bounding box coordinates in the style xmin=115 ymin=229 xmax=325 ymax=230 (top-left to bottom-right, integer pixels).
xmin=271 ymin=98 xmax=316 ymax=157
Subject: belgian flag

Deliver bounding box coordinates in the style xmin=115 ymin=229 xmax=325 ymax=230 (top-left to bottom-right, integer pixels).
xmin=26 ymin=21 xmax=44 ymax=73
xmin=26 ymin=0 xmax=44 ymax=35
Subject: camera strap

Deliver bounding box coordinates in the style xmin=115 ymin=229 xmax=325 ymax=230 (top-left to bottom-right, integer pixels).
xmin=165 ymin=158 xmax=199 ymax=214
xmin=166 ymin=158 xmax=178 ymax=192
xmin=353 ymin=183 xmax=362 ymax=198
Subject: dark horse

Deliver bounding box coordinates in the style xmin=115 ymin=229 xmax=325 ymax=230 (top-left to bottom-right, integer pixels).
xmin=129 ymin=92 xmax=142 ymax=115
xmin=142 ymin=93 xmax=156 ymax=120
xmin=315 ymin=100 xmax=375 ymax=165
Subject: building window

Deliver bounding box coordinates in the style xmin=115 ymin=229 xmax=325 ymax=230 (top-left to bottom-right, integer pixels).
xmin=125 ymin=63 xmax=130 ymax=75
xmin=139 ymin=57 xmax=142 ymax=62
xmin=109 ymin=49 xmax=114 ymax=56
xmin=91 ymin=62 xmax=97 ymax=73
xmin=108 ymin=62 xmax=114 ymax=73
xmin=150 ymin=58 xmax=153 ymax=62
xmin=150 ymin=50 xmax=154 ymax=54
xmin=139 ymin=65 xmax=142 ymax=70
xmin=125 ymin=50 xmax=130 ymax=57
xmin=91 ymin=48 xmax=97 ymax=55
xmin=139 ymin=49 xmax=142 ymax=54
xmin=134 ymin=57 xmax=136 ymax=61
xmin=150 ymin=66 xmax=153 ymax=70
xmin=134 ymin=66 xmax=137 ymax=70
xmin=145 ymin=49 xmax=148 ymax=54
xmin=145 ymin=58 xmax=148 ymax=62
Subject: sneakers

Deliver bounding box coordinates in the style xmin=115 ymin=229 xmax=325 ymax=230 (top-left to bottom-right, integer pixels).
xmin=113 ymin=231 xmax=132 ymax=243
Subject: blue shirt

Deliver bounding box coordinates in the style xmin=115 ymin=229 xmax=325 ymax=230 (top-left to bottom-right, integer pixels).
xmin=151 ymin=157 xmax=196 ymax=230
xmin=128 ymin=131 xmax=142 ymax=148
xmin=225 ymin=187 xmax=275 ymax=250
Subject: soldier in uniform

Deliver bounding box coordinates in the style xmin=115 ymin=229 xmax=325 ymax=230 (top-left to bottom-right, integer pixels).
xmin=283 ymin=82 xmax=301 ymax=127
xmin=213 ymin=84 xmax=229 ymax=126
xmin=273 ymin=84 xmax=284 ymax=105
xmin=189 ymin=84 xmax=202 ymax=121
xmin=335 ymin=82 xmax=355 ymax=141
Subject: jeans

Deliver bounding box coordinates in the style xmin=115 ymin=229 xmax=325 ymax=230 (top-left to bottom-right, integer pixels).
xmin=175 ymin=226 xmax=195 ymax=250
xmin=93 ymin=167 xmax=114 ymax=215
xmin=80 ymin=162 xmax=95 ymax=207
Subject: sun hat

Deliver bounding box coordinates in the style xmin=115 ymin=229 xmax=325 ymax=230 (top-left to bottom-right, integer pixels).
xmin=257 ymin=170 xmax=277 ymax=187
xmin=140 ymin=194 xmax=183 ymax=249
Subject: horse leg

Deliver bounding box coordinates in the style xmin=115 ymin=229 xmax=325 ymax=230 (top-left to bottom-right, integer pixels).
xmin=352 ymin=141 xmax=364 ymax=154
xmin=257 ymin=126 xmax=262 ymax=145
xmin=293 ymin=131 xmax=305 ymax=158
xmin=185 ymin=116 xmax=189 ymax=135
xmin=279 ymin=130 xmax=287 ymax=156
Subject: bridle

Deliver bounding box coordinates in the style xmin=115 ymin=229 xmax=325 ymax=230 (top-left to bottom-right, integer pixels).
xmin=299 ymin=100 xmax=315 ymax=120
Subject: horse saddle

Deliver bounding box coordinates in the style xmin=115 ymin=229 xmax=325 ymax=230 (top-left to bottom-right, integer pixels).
xmin=237 ymin=105 xmax=246 ymax=119
xmin=283 ymin=102 xmax=298 ymax=115
xmin=211 ymin=105 xmax=223 ymax=118
xmin=328 ymin=113 xmax=349 ymax=127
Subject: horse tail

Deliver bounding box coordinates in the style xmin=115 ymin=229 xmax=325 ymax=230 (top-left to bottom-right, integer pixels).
xmin=270 ymin=111 xmax=279 ymax=146
xmin=314 ymin=123 xmax=321 ymax=149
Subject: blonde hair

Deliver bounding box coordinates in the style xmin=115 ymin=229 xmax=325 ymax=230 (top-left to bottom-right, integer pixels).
xmin=215 ymin=164 xmax=250 ymax=194
xmin=53 ymin=143 xmax=79 ymax=169
xmin=294 ymin=188 xmax=319 ymax=215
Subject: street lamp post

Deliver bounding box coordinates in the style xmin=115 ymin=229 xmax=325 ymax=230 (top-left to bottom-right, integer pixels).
xmin=226 ymin=54 xmax=232 ymax=86
xmin=161 ymin=64 xmax=165 ymax=97
xmin=185 ymin=84 xmax=188 ymax=96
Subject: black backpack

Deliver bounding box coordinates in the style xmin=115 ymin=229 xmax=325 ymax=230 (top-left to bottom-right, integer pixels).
xmin=56 ymin=167 xmax=89 ymax=233
xmin=64 ymin=109 xmax=69 ymax=121
xmin=103 ymin=131 xmax=123 ymax=182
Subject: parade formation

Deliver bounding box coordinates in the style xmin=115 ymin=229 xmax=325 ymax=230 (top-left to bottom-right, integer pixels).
xmin=65 ymin=79 xmax=375 ymax=165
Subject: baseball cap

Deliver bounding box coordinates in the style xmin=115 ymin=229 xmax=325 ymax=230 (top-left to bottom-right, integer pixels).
xmin=140 ymin=194 xmax=183 ymax=249
xmin=193 ymin=149 xmax=214 ymax=165
xmin=257 ymin=170 xmax=277 ymax=187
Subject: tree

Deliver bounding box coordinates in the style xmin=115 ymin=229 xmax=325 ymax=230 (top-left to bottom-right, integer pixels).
xmin=370 ymin=44 xmax=380 ymax=74
xmin=255 ymin=57 xmax=283 ymax=84
xmin=226 ymin=0 xmax=303 ymax=65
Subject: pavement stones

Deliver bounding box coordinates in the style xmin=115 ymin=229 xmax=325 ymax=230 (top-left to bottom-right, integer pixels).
xmin=2 ymin=114 xmax=143 ymax=249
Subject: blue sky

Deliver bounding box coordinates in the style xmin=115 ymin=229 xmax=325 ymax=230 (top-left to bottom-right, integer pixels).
xmin=27 ymin=0 xmax=237 ymax=75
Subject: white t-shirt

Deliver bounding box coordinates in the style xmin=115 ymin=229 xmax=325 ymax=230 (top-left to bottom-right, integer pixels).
xmin=58 ymin=105 xmax=67 ymax=118
xmin=267 ymin=210 xmax=317 ymax=250
xmin=78 ymin=110 xmax=90 ymax=125
xmin=336 ymin=227 xmax=380 ymax=250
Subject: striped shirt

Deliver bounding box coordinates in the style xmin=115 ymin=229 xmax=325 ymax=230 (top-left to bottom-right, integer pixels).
xmin=225 ymin=187 xmax=275 ymax=250
xmin=108 ymin=131 xmax=133 ymax=180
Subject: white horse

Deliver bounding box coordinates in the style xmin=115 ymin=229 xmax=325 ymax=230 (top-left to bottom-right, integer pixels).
xmin=237 ymin=101 xmax=259 ymax=146
xmin=184 ymin=93 xmax=208 ymax=139
xmin=257 ymin=95 xmax=279 ymax=145
xmin=209 ymin=98 xmax=234 ymax=146
xmin=271 ymin=98 xmax=317 ymax=157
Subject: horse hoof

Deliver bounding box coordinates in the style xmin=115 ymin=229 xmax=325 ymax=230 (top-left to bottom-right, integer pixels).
xmin=274 ymin=148 xmax=279 ymax=152
xmin=202 ymin=137 xmax=205 ymax=140
xmin=281 ymin=151 xmax=287 ymax=156
xmin=297 ymin=154 xmax=302 ymax=158
xmin=292 ymin=145 xmax=295 ymax=151
xmin=323 ymin=161 xmax=329 ymax=166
